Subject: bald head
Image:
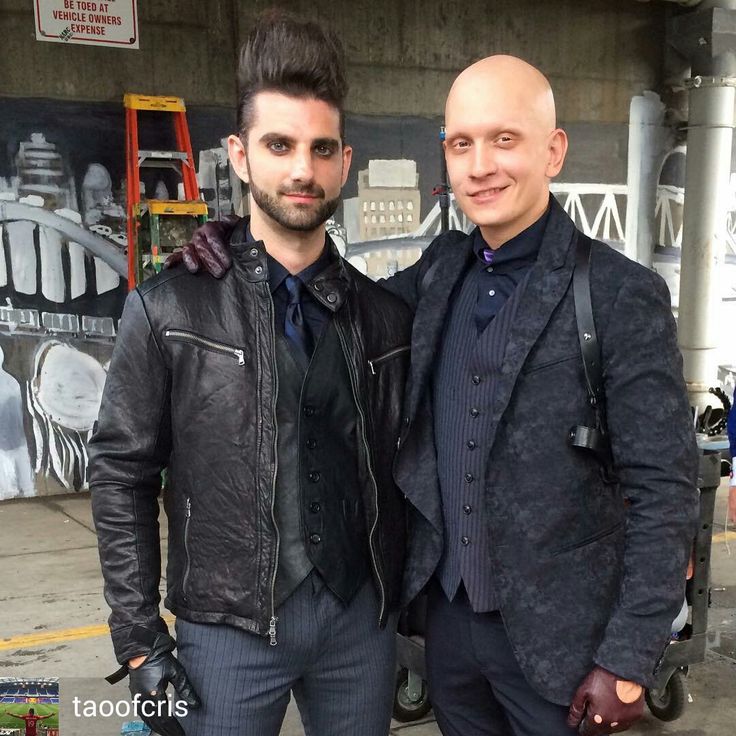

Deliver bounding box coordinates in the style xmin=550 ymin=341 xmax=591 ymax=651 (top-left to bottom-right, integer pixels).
xmin=446 ymin=55 xmax=556 ymax=132
xmin=442 ymin=54 xmax=567 ymax=247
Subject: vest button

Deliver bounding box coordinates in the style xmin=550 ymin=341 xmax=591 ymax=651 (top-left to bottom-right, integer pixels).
xmin=467 ymin=440 xmax=476 ymax=450
xmin=469 ymin=407 xmax=480 ymax=418
xmin=472 ymin=375 xmax=481 ymax=385
xmin=464 ymin=473 xmax=474 ymax=483
xmin=303 ymin=406 xmax=315 ymax=417
xmin=309 ymin=533 xmax=322 ymax=544
xmin=310 ymin=502 xmax=321 ymax=513
xmin=461 ymin=536 xmax=470 ymax=546
xmin=463 ymin=504 xmax=472 ymax=515
xmin=308 ymin=471 xmax=321 ymax=483
xmin=306 ymin=438 xmax=317 ymax=449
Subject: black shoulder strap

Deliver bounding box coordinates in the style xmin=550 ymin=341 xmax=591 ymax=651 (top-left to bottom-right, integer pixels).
xmin=570 ymin=233 xmax=613 ymax=471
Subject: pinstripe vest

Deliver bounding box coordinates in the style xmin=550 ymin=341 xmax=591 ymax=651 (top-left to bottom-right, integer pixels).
xmin=433 ymin=264 xmax=529 ymax=612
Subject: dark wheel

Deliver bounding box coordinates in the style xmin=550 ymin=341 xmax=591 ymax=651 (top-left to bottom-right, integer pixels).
xmin=393 ymin=668 xmax=431 ymax=722
xmin=645 ymin=669 xmax=687 ymax=722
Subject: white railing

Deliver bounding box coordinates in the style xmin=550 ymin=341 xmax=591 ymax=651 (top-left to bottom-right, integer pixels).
xmin=407 ymin=182 xmax=736 ymax=254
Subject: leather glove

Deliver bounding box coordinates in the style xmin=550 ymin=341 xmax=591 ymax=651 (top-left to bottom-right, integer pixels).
xmin=125 ymin=631 xmax=200 ymax=736
xmin=165 ymin=215 xmax=237 ymax=277
xmin=567 ymin=666 xmax=644 ymax=735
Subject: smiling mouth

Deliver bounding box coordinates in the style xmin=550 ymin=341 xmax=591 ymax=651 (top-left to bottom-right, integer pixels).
xmin=469 ymin=186 xmax=508 ymax=198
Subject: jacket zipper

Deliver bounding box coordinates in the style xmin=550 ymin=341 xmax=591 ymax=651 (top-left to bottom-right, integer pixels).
xmin=265 ymin=291 xmax=280 ymax=646
xmin=182 ymin=497 xmax=192 ymax=599
xmin=163 ymin=329 xmax=245 ymax=365
xmin=368 ymin=345 xmax=410 ymax=375
xmin=335 ymin=319 xmax=386 ymax=625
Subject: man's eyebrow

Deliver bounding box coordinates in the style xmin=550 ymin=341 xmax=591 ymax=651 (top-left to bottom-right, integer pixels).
xmin=259 ymin=132 xmax=295 ymax=145
xmin=312 ymin=137 xmax=340 ymax=148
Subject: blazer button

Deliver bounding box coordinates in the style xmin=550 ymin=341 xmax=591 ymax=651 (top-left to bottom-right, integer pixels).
xmin=306 ymin=438 xmax=317 ymax=449
xmin=310 ymin=502 xmax=321 ymax=513
xmin=303 ymin=406 xmax=315 ymax=417
xmin=326 ymin=293 xmax=337 ymax=304
xmin=308 ymin=471 xmax=321 ymax=483
xmin=404 ymin=416 xmax=410 ymax=426
xmin=309 ymin=533 xmax=321 ymax=544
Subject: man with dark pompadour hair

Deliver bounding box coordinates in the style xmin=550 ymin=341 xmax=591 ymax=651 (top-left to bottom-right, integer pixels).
xmin=90 ymin=10 xmax=412 ymax=736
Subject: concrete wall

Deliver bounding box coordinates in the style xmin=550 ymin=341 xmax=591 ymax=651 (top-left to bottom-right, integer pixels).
xmin=2 ymin=0 xmax=665 ymax=123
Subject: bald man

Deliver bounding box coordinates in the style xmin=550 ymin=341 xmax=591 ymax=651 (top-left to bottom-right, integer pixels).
xmin=176 ymin=54 xmax=698 ymax=736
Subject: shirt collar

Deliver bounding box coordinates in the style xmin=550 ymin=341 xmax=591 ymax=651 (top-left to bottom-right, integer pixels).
xmin=472 ymin=204 xmax=550 ymax=267
xmin=245 ymin=224 xmax=332 ymax=293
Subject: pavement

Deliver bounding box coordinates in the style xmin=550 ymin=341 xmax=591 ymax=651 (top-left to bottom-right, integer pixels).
xmin=1 ymin=481 xmax=736 ymax=735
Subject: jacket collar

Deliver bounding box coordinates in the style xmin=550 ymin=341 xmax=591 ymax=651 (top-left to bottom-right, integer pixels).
xmin=405 ymin=230 xmax=476 ymax=418
xmin=484 ymin=194 xmax=578 ymax=449
xmin=229 ymin=216 xmax=352 ymax=313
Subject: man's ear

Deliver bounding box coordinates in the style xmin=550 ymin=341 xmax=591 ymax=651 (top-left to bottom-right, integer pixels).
xmin=341 ymin=144 xmax=353 ymax=187
xmin=545 ymin=128 xmax=568 ymax=178
xmin=228 ymin=134 xmax=249 ymax=184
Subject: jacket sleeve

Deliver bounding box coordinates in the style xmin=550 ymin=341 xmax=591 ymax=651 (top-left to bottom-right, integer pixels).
xmin=89 ymin=288 xmax=172 ymax=665
xmin=378 ymin=230 xmax=468 ymax=310
xmin=593 ymin=269 xmax=699 ymax=686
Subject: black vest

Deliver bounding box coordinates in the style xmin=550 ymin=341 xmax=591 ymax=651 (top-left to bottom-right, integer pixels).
xmin=273 ymin=321 xmax=370 ymax=607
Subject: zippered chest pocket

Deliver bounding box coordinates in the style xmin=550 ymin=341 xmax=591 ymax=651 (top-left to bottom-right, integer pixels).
xmin=163 ymin=329 xmax=247 ymax=366
xmin=368 ymin=345 xmax=410 ymax=375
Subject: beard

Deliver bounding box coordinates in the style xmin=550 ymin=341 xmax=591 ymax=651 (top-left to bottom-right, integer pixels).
xmin=246 ymin=163 xmax=340 ymax=233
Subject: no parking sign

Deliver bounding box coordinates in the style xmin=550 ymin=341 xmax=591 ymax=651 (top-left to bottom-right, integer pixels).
xmin=34 ymin=0 xmax=139 ymax=49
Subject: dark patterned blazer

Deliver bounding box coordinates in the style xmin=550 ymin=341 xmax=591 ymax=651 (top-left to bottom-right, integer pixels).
xmin=383 ymin=195 xmax=699 ymax=705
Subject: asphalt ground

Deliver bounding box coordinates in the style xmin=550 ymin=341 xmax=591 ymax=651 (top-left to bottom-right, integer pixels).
xmin=1 ymin=481 xmax=735 ymax=735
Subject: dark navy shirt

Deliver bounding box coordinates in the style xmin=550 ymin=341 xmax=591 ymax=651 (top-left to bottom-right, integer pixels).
xmin=472 ymin=207 xmax=549 ymax=332
xmin=246 ymin=226 xmax=332 ymax=349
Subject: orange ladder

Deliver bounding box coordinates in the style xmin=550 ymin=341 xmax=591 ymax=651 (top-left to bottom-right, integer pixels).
xmin=124 ymin=93 xmax=201 ymax=289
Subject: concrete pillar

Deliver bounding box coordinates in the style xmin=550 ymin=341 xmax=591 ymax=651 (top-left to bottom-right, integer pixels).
xmin=625 ymin=91 xmax=669 ymax=268
xmin=669 ymin=4 xmax=736 ymax=411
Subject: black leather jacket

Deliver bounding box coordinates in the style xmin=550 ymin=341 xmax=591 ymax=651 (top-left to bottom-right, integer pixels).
xmin=89 ymin=227 xmax=412 ymax=664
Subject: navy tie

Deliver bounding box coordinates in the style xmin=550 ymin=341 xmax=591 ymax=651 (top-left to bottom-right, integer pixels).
xmin=284 ymin=275 xmax=311 ymax=357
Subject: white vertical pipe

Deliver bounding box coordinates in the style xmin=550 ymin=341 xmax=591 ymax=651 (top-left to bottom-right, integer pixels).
xmin=677 ymin=79 xmax=736 ymax=409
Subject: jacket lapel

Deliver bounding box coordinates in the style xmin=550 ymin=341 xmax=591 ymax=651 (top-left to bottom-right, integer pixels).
xmin=488 ymin=198 xmax=578 ymax=440
xmin=406 ymin=232 xmax=475 ymax=418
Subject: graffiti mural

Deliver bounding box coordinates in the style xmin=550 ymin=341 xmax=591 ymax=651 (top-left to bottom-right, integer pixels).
xmin=0 ymin=98 xmax=238 ymax=499
xmin=0 ymin=98 xmax=450 ymax=500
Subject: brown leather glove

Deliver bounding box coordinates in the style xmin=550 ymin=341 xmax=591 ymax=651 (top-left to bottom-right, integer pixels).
xmin=567 ymin=666 xmax=644 ymax=735
xmin=165 ymin=215 xmax=237 ymax=278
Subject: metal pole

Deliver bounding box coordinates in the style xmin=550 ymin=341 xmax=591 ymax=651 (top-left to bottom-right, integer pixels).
xmin=439 ymin=126 xmax=450 ymax=233
xmin=677 ymin=75 xmax=736 ymax=410
xmin=625 ymin=91 xmax=669 ymax=268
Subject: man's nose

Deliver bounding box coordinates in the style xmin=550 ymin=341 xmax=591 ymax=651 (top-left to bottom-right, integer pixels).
xmin=471 ymin=144 xmax=497 ymax=178
xmin=290 ymin=147 xmax=314 ymax=181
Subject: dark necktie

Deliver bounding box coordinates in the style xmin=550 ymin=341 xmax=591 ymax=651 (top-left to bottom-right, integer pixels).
xmin=284 ymin=275 xmax=311 ymax=357
xmin=475 ymin=248 xmax=496 ymax=333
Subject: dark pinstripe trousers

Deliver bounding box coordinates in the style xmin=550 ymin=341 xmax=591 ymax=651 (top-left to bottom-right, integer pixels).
xmin=175 ymin=572 xmax=397 ymax=735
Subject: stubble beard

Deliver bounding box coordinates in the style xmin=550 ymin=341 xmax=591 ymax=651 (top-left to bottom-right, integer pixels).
xmin=246 ymin=166 xmax=340 ymax=233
